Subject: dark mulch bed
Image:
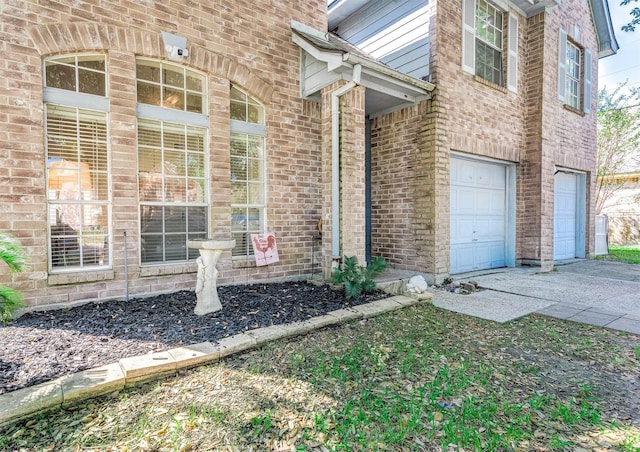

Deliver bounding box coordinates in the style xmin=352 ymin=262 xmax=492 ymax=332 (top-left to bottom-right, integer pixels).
xmin=0 ymin=281 xmax=388 ymax=396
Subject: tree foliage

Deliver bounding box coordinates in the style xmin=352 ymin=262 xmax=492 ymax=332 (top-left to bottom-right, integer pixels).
xmin=596 ymin=83 xmax=640 ymax=214
xmin=621 ymin=0 xmax=640 ymax=32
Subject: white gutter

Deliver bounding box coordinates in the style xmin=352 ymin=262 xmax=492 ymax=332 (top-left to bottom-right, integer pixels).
xmin=331 ymin=63 xmax=362 ymax=261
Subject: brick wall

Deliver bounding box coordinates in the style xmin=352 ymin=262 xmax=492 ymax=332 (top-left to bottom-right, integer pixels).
xmin=369 ymin=0 xmax=600 ymax=280
xmin=0 ymin=0 xmax=326 ymax=309
xmin=0 ymin=0 xmax=603 ymax=308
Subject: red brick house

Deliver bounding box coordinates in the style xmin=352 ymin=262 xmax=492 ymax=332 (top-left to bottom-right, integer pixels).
xmin=0 ymin=0 xmax=617 ymax=310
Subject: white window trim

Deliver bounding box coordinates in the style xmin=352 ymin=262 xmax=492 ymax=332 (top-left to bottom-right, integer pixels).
xmin=462 ymin=0 xmax=477 ymax=75
xmin=44 ymin=87 xmax=109 ymax=112
xmin=230 ymin=119 xmax=267 ymax=137
xmin=507 ymin=13 xmax=518 ymax=93
xmin=137 ymin=103 xmax=209 ymax=127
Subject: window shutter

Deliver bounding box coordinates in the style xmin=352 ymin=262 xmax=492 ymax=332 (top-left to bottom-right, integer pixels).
xmin=583 ymin=48 xmax=592 ymax=114
xmin=558 ymin=29 xmax=567 ymax=102
xmin=507 ymin=13 xmax=518 ymax=93
xmin=462 ymin=0 xmax=476 ymax=74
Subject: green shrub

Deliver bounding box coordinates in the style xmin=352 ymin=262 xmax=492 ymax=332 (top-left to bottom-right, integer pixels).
xmin=0 ymin=233 xmax=26 ymax=323
xmin=331 ymin=256 xmax=387 ymax=300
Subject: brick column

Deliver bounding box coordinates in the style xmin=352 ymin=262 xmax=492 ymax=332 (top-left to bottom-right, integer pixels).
xmin=320 ymin=81 xmax=367 ymax=277
xmin=339 ymin=85 xmax=367 ymax=263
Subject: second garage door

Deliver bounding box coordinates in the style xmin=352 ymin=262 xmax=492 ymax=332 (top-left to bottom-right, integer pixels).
xmin=553 ymin=172 xmax=578 ymax=260
xmin=450 ymin=157 xmax=508 ymax=274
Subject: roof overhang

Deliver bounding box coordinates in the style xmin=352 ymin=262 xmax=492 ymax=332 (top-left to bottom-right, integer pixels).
xmin=505 ymin=0 xmax=559 ymax=18
xmin=588 ymin=0 xmax=620 ymax=58
xmin=498 ymin=0 xmax=618 ymax=58
xmin=292 ymin=20 xmax=435 ymax=118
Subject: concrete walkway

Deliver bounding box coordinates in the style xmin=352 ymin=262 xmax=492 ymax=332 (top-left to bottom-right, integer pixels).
xmin=431 ymin=260 xmax=640 ymax=335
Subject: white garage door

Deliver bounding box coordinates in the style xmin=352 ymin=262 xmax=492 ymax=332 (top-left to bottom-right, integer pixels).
xmin=450 ymin=158 xmax=506 ymax=274
xmin=554 ymin=172 xmax=577 ymax=260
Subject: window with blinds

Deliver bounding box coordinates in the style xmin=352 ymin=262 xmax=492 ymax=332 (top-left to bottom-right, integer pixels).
xmin=136 ymin=60 xmax=209 ymax=265
xmin=44 ymin=54 xmax=111 ymax=271
xmin=230 ymin=86 xmax=266 ymax=257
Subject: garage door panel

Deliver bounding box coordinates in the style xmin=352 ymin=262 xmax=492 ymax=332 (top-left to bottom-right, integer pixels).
xmin=475 ymin=218 xmax=505 ymax=240
xmin=457 ymin=188 xmax=478 ymax=213
xmin=554 ymin=172 xmax=578 ymax=260
xmin=457 ymin=161 xmax=476 ymax=185
xmin=451 ymin=243 xmax=476 ymax=274
xmin=451 ymin=157 xmax=508 ymax=274
xmin=476 ymin=166 xmax=494 ymax=187
xmin=490 ymin=242 xmax=506 ymax=267
xmin=451 ymin=218 xmax=475 ymax=243
xmin=474 ymin=243 xmax=493 ymax=269
xmin=475 ymin=242 xmax=505 ymax=269
xmin=489 ymin=191 xmax=506 ymax=213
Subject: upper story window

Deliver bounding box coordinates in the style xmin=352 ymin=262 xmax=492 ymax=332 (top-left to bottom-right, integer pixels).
xmin=136 ymin=59 xmax=209 ymax=265
xmin=565 ymin=41 xmax=581 ymax=110
xmin=474 ymin=0 xmax=503 ymax=85
xmin=462 ymin=0 xmax=518 ymax=93
xmin=558 ymin=30 xmax=592 ymax=114
xmin=230 ymin=86 xmax=266 ymax=257
xmin=44 ymin=54 xmax=110 ymax=272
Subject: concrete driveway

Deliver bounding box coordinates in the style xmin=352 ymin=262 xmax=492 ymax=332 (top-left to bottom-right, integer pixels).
xmin=431 ymin=260 xmax=640 ymax=335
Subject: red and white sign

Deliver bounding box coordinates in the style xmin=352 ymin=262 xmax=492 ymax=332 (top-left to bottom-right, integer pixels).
xmin=251 ymin=233 xmax=279 ymax=266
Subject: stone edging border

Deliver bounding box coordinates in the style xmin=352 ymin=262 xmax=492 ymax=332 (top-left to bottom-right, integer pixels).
xmin=0 ymin=294 xmax=430 ymax=428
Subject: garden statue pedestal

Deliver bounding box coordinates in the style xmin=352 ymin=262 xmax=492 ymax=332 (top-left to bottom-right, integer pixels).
xmin=187 ymin=239 xmax=235 ymax=316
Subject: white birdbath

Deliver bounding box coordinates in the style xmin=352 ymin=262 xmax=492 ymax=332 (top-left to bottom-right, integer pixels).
xmin=187 ymin=239 xmax=235 ymax=316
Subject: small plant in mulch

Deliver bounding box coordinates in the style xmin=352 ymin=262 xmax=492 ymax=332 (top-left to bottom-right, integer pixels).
xmin=331 ymin=256 xmax=387 ymax=300
xmin=0 ymin=233 xmax=26 ymax=324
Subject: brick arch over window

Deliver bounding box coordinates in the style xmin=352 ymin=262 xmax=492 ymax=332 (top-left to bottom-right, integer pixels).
xmin=26 ymin=22 xmax=273 ymax=104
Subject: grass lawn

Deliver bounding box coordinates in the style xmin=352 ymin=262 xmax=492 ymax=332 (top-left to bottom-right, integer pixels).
xmin=597 ymin=245 xmax=640 ymax=265
xmin=1 ymin=304 xmax=639 ymax=451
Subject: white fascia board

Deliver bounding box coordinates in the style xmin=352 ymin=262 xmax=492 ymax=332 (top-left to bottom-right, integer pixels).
xmin=344 ymin=53 xmax=436 ymax=95
xmin=343 ymin=53 xmax=435 ymax=92
xmin=359 ymin=72 xmax=429 ymax=103
xmin=291 ymin=20 xmax=328 ymax=41
xmin=292 ymin=33 xmax=344 ymax=72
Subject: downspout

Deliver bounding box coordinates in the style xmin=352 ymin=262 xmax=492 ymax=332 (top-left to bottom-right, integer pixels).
xmin=330 ymin=64 xmax=362 ymax=263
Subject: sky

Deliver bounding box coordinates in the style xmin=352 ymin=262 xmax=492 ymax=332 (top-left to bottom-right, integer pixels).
xmin=598 ymin=1 xmax=640 ymax=92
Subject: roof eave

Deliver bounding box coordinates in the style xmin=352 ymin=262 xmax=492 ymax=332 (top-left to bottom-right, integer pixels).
xmin=291 ymin=20 xmax=435 ymax=96
xmin=589 ymin=0 xmax=620 ymax=58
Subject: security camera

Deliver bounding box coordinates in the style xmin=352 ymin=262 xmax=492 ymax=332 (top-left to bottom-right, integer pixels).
xmin=165 ymin=45 xmax=189 ymax=61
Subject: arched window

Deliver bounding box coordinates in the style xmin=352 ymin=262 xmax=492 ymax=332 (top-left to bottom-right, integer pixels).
xmin=44 ymin=54 xmax=110 ymax=271
xmin=230 ymin=86 xmax=266 ymax=257
xmin=136 ymin=59 xmax=209 ymax=264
